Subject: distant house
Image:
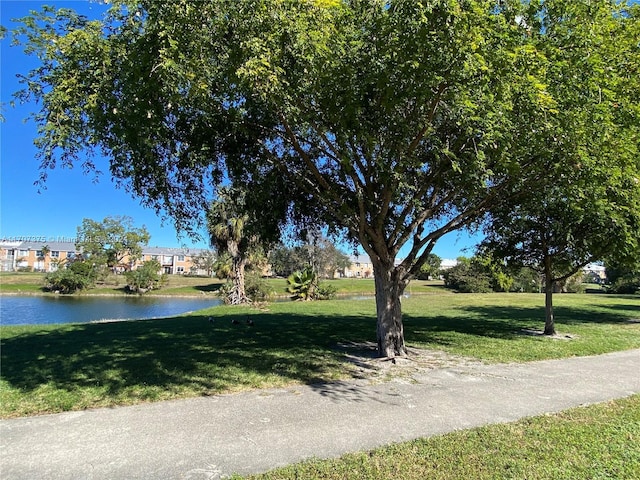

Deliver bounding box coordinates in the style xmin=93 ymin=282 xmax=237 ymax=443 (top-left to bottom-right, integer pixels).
xmin=338 ymin=254 xmax=410 ymax=279
xmin=340 ymin=254 xmax=374 ymax=278
xmin=583 ymin=263 xmax=606 ymax=282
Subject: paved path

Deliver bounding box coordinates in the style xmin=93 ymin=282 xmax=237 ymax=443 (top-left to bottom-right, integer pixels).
xmin=2 ymin=349 xmax=639 ymax=479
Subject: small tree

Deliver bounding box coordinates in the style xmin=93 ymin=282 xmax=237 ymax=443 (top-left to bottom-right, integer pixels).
xmin=479 ymin=0 xmax=640 ymax=334
xmin=269 ymin=238 xmax=351 ymax=279
xmin=482 ymin=178 xmax=639 ymax=335
xmin=38 ymin=245 xmax=50 ymax=272
xmin=207 ymin=188 xmax=256 ymax=304
xmin=191 ymin=250 xmax=217 ymax=277
xmin=416 ymin=254 xmax=442 ymax=280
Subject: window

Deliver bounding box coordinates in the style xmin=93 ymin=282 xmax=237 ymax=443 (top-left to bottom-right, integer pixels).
xmin=177 ymin=255 xmax=185 ymax=262
xmin=177 ymin=266 xmax=184 ymax=273
xmin=51 ymin=251 xmax=60 ymax=258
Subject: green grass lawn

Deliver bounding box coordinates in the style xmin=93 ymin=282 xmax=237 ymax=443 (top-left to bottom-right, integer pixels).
xmin=236 ymin=394 xmax=640 ymax=480
xmin=1 ymin=292 xmax=638 ymax=418
xmin=0 ymin=272 xmax=445 ymax=296
xmin=2 ymin=291 xmax=638 ymax=479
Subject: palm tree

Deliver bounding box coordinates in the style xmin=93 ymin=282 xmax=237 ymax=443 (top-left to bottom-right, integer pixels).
xmin=207 ymin=188 xmax=256 ymax=305
xmin=39 ymin=245 xmax=51 ymax=272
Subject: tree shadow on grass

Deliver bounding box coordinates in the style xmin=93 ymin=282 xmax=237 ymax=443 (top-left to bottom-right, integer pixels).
xmin=3 ymin=297 xmax=638 ymax=414
xmin=404 ymin=306 xmax=540 ymax=345
xmin=0 ymin=312 xmax=374 ymax=403
xmin=404 ymin=300 xmax=640 ymax=346
xmin=193 ymin=283 xmax=224 ymax=293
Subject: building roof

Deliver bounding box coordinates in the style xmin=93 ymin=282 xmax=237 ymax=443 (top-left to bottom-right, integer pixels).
xmin=440 ymin=259 xmax=459 ymax=268
xmin=0 ymin=241 xmax=78 ymax=252
xmin=349 ymin=254 xmax=372 ymax=264
xmin=143 ymin=246 xmax=208 ymax=256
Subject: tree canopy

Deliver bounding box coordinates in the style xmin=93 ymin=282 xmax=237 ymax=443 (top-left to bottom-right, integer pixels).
xmin=76 ymin=215 xmax=150 ymax=271
xmin=10 ymin=0 xmax=639 ymax=357
xmin=269 ymin=236 xmax=352 ymax=279
xmin=479 ymin=0 xmax=640 ymax=334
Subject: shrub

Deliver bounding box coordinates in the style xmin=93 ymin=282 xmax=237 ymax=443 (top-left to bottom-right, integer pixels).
xmin=442 ymin=260 xmax=492 ymax=293
xmin=286 ymin=267 xmax=318 ymax=300
xmin=609 ymin=276 xmax=640 ymax=294
xmin=245 ymin=274 xmax=275 ymax=302
xmin=43 ymin=260 xmax=100 ymax=294
xmin=43 ymin=269 xmax=91 ymax=294
xmin=124 ymin=260 xmax=163 ymax=294
xmin=217 ymin=282 xmax=234 ymax=304
xmin=564 ymin=272 xmax=586 ymax=293
xmin=315 ymin=282 xmax=338 ymax=300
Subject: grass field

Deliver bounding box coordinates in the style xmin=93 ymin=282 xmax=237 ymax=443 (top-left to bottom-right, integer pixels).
xmin=1 ymin=292 xmax=638 ymax=418
xmin=0 ymin=271 xmax=446 ymax=296
xmin=2 ymin=289 xmax=638 ymax=479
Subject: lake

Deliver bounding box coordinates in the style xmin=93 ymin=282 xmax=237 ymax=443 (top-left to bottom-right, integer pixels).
xmin=0 ymin=295 xmax=221 ymax=326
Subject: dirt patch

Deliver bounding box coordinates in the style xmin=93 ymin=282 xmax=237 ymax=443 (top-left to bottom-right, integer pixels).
xmin=518 ymin=328 xmax=578 ymax=340
xmin=335 ymin=341 xmax=483 ymax=383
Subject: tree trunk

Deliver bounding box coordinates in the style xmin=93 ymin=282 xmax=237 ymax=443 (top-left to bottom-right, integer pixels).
xmin=373 ymin=262 xmax=408 ymax=358
xmin=543 ymin=257 xmax=556 ymax=336
xmin=229 ymin=255 xmax=250 ymax=305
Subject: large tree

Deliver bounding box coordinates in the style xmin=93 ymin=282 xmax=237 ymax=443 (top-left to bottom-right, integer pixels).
xmin=11 ymin=0 xmax=637 ymax=357
xmin=76 ymin=216 xmax=150 ymax=272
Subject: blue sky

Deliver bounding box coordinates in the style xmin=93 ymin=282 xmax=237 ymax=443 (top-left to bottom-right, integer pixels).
xmin=1 ymin=0 xmax=479 ymax=259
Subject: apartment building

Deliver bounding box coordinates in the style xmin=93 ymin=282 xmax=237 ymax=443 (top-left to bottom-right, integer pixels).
xmin=339 ymin=255 xmax=458 ymax=279
xmin=0 ymin=240 xmax=209 ymax=275
xmin=0 ymin=241 xmax=78 ymax=272
xmin=140 ymin=247 xmax=206 ymax=275
xmin=340 ymin=254 xmax=374 ymax=278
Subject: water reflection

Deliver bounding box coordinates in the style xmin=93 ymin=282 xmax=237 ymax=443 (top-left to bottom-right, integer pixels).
xmin=0 ymin=295 xmax=221 ymax=326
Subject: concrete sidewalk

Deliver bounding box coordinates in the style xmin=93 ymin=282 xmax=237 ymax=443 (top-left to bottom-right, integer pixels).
xmin=2 ymin=349 xmax=639 ymax=479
